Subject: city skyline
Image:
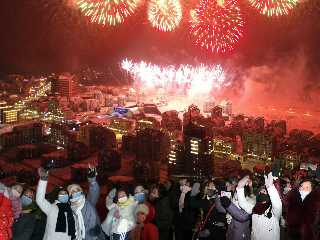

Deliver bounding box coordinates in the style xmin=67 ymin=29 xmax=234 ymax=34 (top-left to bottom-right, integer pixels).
xmin=0 ymin=0 xmax=320 ymax=74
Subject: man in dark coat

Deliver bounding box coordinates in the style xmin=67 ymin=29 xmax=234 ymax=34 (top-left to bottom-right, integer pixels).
xmin=285 ymin=178 xmax=320 ymax=240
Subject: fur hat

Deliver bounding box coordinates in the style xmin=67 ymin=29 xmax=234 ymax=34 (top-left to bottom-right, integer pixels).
xmin=135 ymin=204 xmax=149 ymax=216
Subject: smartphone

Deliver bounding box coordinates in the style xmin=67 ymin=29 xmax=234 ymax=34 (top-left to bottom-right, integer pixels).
xmin=221 ymin=191 xmax=232 ymax=199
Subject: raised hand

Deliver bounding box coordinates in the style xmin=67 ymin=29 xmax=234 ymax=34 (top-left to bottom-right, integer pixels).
xmin=264 ymin=172 xmax=274 ymax=189
xmin=38 ymin=167 xmax=49 ymax=180
xmin=237 ymin=175 xmax=250 ymax=189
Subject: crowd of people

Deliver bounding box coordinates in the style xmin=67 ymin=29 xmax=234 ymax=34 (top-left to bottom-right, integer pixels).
xmin=0 ymin=166 xmax=319 ymax=240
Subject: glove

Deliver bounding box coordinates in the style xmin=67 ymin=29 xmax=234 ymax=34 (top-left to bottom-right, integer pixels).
xmin=199 ymin=229 xmax=210 ymax=238
xmin=38 ymin=167 xmax=49 ymax=181
xmin=87 ymin=167 xmax=97 ymax=179
xmin=264 ymin=172 xmax=274 ymax=189
xmin=237 ymin=175 xmax=249 ymax=189
xmin=220 ymin=196 xmax=232 ymax=209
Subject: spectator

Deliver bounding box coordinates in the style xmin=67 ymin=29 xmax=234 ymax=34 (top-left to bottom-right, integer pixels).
xmin=67 ymin=167 xmax=104 ymax=240
xmin=36 ymin=168 xmax=76 ymax=240
xmin=237 ymin=173 xmax=282 ymax=240
xmin=0 ymin=187 xmax=13 ymax=240
xmin=13 ymin=188 xmax=38 ymax=240
xmin=131 ymin=203 xmax=159 ymax=240
xmin=108 ymin=188 xmax=137 ymax=240
xmin=153 ymin=184 xmax=174 ymax=240
xmin=285 ymin=178 xmax=320 ymax=240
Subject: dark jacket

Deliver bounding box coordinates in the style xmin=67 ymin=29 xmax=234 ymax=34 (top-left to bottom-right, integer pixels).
xmin=12 ymin=212 xmax=36 ymax=240
xmin=13 ymin=203 xmax=46 ymax=240
xmin=285 ymin=188 xmax=320 ymax=240
xmin=190 ymin=197 xmax=227 ymax=240
xmin=154 ymin=195 xmax=174 ymax=231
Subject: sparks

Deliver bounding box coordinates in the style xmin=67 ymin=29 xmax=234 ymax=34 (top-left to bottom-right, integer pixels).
xmin=121 ymin=58 xmax=227 ymax=97
xmin=148 ymin=0 xmax=182 ymax=32
xmin=77 ymin=0 xmax=141 ymax=26
xmin=248 ymin=0 xmax=298 ymax=17
xmin=189 ymin=0 xmax=245 ymax=53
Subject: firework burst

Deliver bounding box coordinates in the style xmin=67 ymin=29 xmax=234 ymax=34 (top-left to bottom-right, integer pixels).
xmin=121 ymin=58 xmax=227 ymax=97
xmin=148 ymin=0 xmax=183 ymax=32
xmin=248 ymin=0 xmax=299 ymax=17
xmin=77 ymin=0 xmax=141 ymax=26
xmin=190 ymin=0 xmax=245 ymax=54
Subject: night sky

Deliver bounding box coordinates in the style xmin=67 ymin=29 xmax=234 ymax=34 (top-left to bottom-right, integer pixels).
xmin=0 ymin=0 xmax=320 ymax=74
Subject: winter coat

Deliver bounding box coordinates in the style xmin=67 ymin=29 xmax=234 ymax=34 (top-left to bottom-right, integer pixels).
xmin=225 ymin=201 xmax=251 ymax=240
xmin=173 ymin=192 xmax=198 ymax=231
xmin=107 ymin=197 xmax=137 ymax=235
xmin=12 ymin=211 xmax=37 ymax=240
xmin=130 ymin=223 xmax=159 ymax=240
xmin=0 ymin=194 xmax=13 ymax=240
xmin=237 ymin=185 xmax=282 ymax=240
xmin=190 ymin=196 xmax=227 ymax=240
xmin=36 ymin=180 xmax=74 ymax=240
xmin=154 ymin=196 xmax=174 ymax=232
xmin=8 ymin=190 xmax=22 ymax=220
xmin=285 ymin=188 xmax=320 ymax=240
xmin=81 ymin=177 xmax=104 ymax=240
xmin=130 ymin=204 xmax=159 ymax=240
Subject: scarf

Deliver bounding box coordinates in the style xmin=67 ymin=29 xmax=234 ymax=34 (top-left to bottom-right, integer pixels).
xmin=56 ymin=203 xmax=76 ymax=239
xmin=71 ymin=195 xmax=86 ymax=240
xmin=252 ymin=202 xmax=271 ymax=217
xmin=117 ymin=197 xmax=135 ymax=208
xmin=179 ymin=192 xmax=186 ymax=213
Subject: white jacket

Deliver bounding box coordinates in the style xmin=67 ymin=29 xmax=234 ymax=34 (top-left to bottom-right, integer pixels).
xmin=237 ymin=185 xmax=282 ymax=240
xmin=36 ymin=180 xmax=72 ymax=240
xmin=104 ymin=196 xmax=137 ymax=235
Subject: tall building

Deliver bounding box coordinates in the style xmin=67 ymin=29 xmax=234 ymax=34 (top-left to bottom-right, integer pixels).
xmin=3 ymin=109 xmax=19 ymax=124
xmin=220 ymin=100 xmax=232 ymax=117
xmin=0 ymin=122 xmax=43 ymax=149
xmin=135 ymin=128 xmax=170 ymax=180
xmin=242 ymin=130 xmax=274 ymax=163
xmin=168 ymin=139 xmax=185 ymax=175
xmin=79 ymin=124 xmax=116 ymax=150
xmin=52 ymin=74 xmax=78 ymax=98
xmin=184 ymin=122 xmax=213 ymax=177
xmin=0 ymin=101 xmax=9 ymax=124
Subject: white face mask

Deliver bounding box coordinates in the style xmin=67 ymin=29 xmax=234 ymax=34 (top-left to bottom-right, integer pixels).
xmin=118 ymin=196 xmax=128 ymax=203
xmin=299 ymin=190 xmax=310 ymax=201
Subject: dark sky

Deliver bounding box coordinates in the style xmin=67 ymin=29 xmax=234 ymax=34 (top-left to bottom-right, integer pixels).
xmin=0 ymin=0 xmax=320 ymax=74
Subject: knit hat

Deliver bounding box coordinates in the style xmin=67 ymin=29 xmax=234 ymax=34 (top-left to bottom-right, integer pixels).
xmin=135 ymin=204 xmax=149 ymax=216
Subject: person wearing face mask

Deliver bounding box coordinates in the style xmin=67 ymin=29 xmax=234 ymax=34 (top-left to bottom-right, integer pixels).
xmin=36 ymin=168 xmax=76 ymax=240
xmin=67 ymin=167 xmax=104 ymax=240
xmin=285 ymin=178 xmax=320 ymax=240
xmin=109 ymin=189 xmax=137 ymax=240
xmin=219 ymin=187 xmax=251 ymax=240
xmin=237 ymin=173 xmax=282 ymax=240
xmin=13 ymin=188 xmax=38 ymax=240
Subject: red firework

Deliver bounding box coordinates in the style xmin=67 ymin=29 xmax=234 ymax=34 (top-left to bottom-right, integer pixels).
xmin=190 ymin=0 xmax=245 ymax=53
